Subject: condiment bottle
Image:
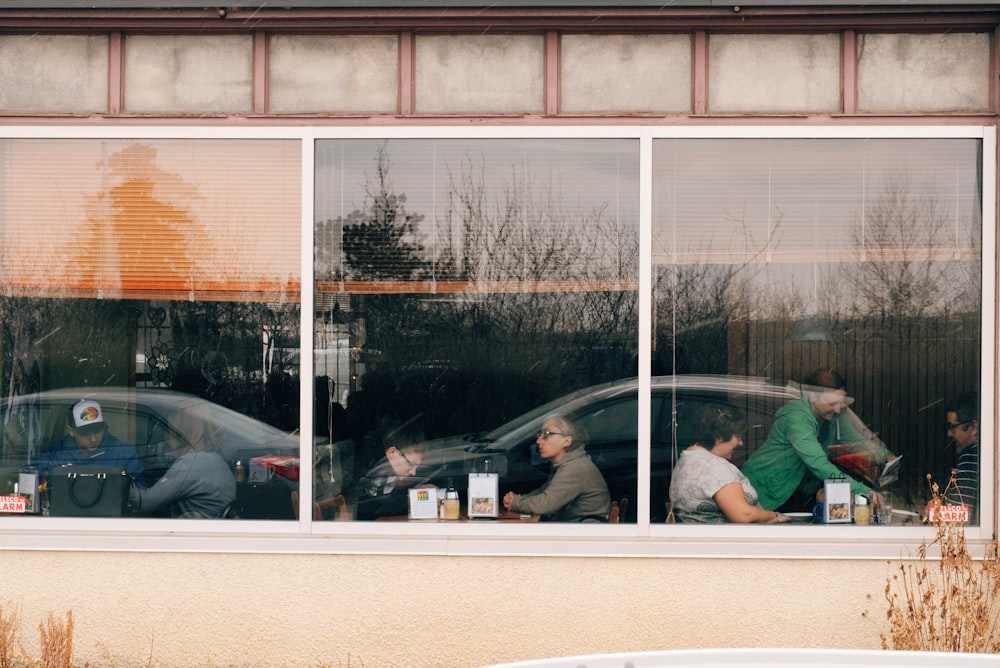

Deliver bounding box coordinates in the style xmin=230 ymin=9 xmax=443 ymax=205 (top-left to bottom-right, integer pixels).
xmin=444 ymin=481 xmax=460 ymax=520
xmin=854 ymin=494 xmax=870 ymax=525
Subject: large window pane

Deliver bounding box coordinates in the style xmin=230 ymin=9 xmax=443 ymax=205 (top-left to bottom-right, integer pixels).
xmin=654 ymin=138 xmax=982 ymax=525
xmin=0 ymin=138 xmax=302 ymax=520
xmin=314 ymin=138 xmax=639 ymax=522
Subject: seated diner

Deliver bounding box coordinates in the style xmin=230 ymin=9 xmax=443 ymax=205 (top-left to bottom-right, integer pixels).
xmin=502 ymin=414 xmax=611 ymax=522
xmin=669 ymin=403 xmax=789 ymax=524
xmin=742 ymin=367 xmax=895 ymax=513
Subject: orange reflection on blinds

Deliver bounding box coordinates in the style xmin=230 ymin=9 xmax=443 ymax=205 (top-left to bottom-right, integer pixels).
xmin=0 ymin=138 xmax=301 ymax=302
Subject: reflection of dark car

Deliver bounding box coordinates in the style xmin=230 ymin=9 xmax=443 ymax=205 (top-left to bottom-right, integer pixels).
xmin=356 ymin=375 xmax=888 ymax=523
xmin=0 ymin=388 xmax=300 ymax=519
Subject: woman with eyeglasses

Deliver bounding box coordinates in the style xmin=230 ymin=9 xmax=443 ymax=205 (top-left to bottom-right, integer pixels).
xmin=669 ymin=404 xmax=789 ymax=524
xmin=502 ymin=414 xmax=611 ymax=522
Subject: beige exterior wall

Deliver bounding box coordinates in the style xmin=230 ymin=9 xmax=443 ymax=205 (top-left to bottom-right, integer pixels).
xmin=0 ymin=35 xmax=108 ymax=113
xmin=269 ymin=35 xmax=400 ymax=114
xmin=5 ymin=550 xmax=891 ymax=667
xmin=708 ymin=34 xmax=842 ymax=113
xmin=124 ymin=35 xmax=253 ymax=113
xmin=561 ymin=34 xmax=692 ymax=113
xmin=415 ymin=35 xmax=545 ymax=114
xmin=857 ymin=33 xmax=992 ymax=112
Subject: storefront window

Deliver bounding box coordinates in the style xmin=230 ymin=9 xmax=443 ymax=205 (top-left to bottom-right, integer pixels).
xmin=0 ymin=137 xmax=302 ymax=520
xmin=313 ymin=138 xmax=640 ymax=522
xmin=0 ymin=127 xmax=989 ymax=549
xmin=653 ymin=137 xmax=984 ymax=526
xmin=312 ymin=133 xmax=988 ymax=532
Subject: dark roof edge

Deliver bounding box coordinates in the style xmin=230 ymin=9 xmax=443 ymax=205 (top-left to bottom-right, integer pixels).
xmin=2 ymin=0 xmax=999 ymax=7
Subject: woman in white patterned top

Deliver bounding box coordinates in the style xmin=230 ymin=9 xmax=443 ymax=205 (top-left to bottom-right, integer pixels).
xmin=669 ymin=404 xmax=790 ymax=524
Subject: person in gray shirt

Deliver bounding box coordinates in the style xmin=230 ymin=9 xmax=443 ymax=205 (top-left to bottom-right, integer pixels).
xmin=503 ymin=414 xmax=610 ymax=522
xmin=129 ymin=409 xmax=236 ymax=519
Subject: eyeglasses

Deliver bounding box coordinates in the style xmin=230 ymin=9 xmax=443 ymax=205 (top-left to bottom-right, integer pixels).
xmin=946 ymin=419 xmax=972 ymax=432
xmin=395 ymin=447 xmax=419 ymax=471
xmin=536 ymin=430 xmax=567 ymax=440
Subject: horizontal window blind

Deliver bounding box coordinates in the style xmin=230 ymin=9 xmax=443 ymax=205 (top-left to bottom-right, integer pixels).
xmin=0 ymin=138 xmax=301 ymax=302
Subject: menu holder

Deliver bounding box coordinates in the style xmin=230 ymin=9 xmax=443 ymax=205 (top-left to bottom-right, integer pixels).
xmin=468 ymin=473 xmax=499 ymax=518
xmin=407 ymin=487 xmax=439 ymax=519
xmin=822 ymin=478 xmax=852 ymax=523
xmin=18 ymin=468 xmax=39 ymax=514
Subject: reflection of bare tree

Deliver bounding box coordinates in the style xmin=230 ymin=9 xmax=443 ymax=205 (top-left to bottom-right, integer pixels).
xmin=654 ymin=210 xmax=774 ymax=375
xmin=433 ymin=152 xmax=638 ymax=398
xmin=845 ymin=172 xmax=976 ymax=318
xmin=321 ymin=145 xmax=638 ymax=435
xmin=338 ymin=144 xmax=430 ymax=282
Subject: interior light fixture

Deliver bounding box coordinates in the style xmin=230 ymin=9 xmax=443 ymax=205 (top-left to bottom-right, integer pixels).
xmin=786 ymin=311 xmax=844 ymax=342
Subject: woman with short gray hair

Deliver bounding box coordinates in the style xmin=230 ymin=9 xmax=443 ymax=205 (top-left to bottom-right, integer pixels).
xmin=502 ymin=413 xmax=611 ymax=522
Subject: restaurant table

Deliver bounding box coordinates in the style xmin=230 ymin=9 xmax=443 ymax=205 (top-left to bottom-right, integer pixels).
xmin=376 ymin=512 xmax=541 ymax=522
xmin=782 ymin=509 xmax=921 ymax=525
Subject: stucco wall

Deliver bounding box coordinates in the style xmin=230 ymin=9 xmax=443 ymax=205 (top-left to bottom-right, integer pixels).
xmin=3 ymin=551 xmax=891 ymax=667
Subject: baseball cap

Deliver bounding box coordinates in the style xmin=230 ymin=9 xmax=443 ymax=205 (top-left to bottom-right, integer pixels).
xmin=71 ymin=399 xmax=105 ymax=432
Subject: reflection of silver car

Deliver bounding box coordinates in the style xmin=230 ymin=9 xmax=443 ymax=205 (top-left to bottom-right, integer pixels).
xmin=0 ymin=388 xmax=300 ymax=519
xmin=356 ymin=375 xmax=890 ymax=523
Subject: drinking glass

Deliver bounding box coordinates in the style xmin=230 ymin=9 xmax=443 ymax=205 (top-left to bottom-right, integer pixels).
xmin=875 ymin=491 xmax=893 ymax=525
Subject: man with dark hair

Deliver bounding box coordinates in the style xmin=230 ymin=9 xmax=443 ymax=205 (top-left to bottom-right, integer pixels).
xmin=355 ymin=416 xmax=429 ymax=520
xmin=944 ymin=391 xmax=979 ymax=521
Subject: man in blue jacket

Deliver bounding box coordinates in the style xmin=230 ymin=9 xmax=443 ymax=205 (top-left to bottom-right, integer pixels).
xmin=38 ymin=399 xmax=147 ymax=488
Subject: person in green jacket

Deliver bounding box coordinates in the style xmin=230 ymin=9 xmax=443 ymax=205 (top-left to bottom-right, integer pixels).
xmin=742 ymin=368 xmax=893 ymax=512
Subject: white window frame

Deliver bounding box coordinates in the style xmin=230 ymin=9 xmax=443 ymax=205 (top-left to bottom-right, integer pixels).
xmin=0 ymin=124 xmax=992 ymax=559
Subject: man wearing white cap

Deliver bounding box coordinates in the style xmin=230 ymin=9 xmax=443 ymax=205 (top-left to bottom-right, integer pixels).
xmin=38 ymin=399 xmax=147 ymax=487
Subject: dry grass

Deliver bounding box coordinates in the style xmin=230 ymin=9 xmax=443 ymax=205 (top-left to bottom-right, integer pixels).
xmin=0 ymin=599 xmax=22 ymax=668
xmin=38 ymin=610 xmax=73 ymax=668
xmin=866 ymin=473 xmax=1000 ymax=652
xmin=0 ymin=603 xmax=367 ymax=667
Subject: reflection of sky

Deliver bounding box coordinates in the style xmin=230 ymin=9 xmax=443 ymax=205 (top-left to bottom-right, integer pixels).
xmin=653 ymin=139 xmax=981 ymax=318
xmin=315 ymin=138 xmax=640 ymax=233
xmin=653 ymin=138 xmax=981 ymax=260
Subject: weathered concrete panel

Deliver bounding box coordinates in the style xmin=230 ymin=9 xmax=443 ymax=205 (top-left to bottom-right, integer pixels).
xmin=709 ymin=34 xmax=841 ymax=112
xmin=0 ymin=35 xmax=107 ymax=113
xmin=415 ymin=35 xmax=543 ymax=113
xmin=125 ymin=35 xmax=252 ymax=113
xmin=269 ymin=35 xmax=398 ymax=114
xmin=857 ymin=33 xmax=990 ymax=112
xmin=561 ymin=34 xmax=691 ymax=113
